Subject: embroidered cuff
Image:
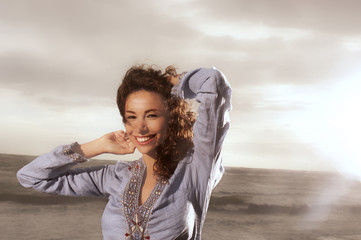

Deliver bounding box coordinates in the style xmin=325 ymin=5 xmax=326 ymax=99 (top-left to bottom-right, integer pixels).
xmin=62 ymin=142 xmax=88 ymax=163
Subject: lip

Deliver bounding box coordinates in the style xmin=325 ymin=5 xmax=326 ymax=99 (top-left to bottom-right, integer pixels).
xmin=134 ymin=134 xmax=156 ymax=145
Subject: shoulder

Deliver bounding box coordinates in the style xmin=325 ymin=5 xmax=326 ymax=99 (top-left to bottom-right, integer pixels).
xmin=112 ymin=160 xmax=139 ymax=179
xmin=114 ymin=160 xmax=132 ymax=173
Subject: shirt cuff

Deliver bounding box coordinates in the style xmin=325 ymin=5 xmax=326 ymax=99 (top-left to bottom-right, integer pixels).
xmin=62 ymin=142 xmax=89 ymax=163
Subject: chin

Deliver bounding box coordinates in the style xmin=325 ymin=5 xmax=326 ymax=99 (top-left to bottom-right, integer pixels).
xmin=137 ymin=147 xmax=157 ymax=156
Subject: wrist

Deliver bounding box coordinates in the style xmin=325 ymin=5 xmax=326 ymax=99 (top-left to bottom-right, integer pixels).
xmin=79 ymin=137 xmax=106 ymax=159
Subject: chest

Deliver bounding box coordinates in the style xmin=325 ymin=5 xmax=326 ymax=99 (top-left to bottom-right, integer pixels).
xmin=140 ymin=175 xmax=157 ymax=205
xmin=122 ymin=160 xmax=167 ymax=239
xmin=103 ymin=160 xmax=208 ymax=239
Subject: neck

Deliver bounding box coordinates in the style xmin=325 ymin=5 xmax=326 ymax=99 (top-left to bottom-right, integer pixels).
xmin=142 ymin=153 xmax=157 ymax=176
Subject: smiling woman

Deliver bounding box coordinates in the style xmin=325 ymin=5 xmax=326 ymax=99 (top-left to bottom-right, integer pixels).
xmin=117 ymin=66 xmax=196 ymax=181
xmin=124 ymin=90 xmax=169 ymax=156
xmin=16 ymin=64 xmax=232 ymax=239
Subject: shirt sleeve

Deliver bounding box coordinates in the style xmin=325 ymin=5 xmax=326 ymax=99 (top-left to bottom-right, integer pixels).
xmin=176 ymin=67 xmax=232 ymax=189
xmin=16 ymin=142 xmax=115 ymax=197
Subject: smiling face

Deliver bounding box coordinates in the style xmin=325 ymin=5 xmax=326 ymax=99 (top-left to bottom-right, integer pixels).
xmin=124 ymin=90 xmax=169 ymax=159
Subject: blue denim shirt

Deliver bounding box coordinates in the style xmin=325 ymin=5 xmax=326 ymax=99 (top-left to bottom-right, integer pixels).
xmin=17 ymin=67 xmax=232 ymax=240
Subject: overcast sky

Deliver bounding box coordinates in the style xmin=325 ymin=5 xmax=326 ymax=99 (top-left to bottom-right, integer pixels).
xmin=1 ymin=0 xmax=361 ymax=177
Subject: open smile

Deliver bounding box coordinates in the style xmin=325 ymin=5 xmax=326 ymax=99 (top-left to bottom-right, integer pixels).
xmin=135 ymin=134 xmax=156 ymax=145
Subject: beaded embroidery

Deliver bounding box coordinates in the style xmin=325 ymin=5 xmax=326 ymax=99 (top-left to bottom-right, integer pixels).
xmin=62 ymin=143 xmax=87 ymax=163
xmin=123 ymin=160 xmax=167 ymax=240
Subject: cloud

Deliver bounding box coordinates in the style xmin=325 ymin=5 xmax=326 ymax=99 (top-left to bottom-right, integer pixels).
xmin=223 ymin=125 xmax=335 ymax=170
xmin=1 ymin=0 xmax=359 ymax=132
xmin=0 ymin=0 xmax=207 ymax=107
xmin=1 ymin=0 xmax=360 ymax=171
xmin=188 ymin=0 xmax=361 ymax=35
xmin=194 ymin=33 xmax=361 ymax=89
xmin=1 ymin=0 xmax=359 ymax=101
xmin=1 ymin=0 xmax=358 ymax=120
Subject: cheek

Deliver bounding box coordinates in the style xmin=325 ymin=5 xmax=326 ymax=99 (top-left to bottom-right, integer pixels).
xmin=157 ymin=120 xmax=168 ymax=136
xmin=150 ymin=119 xmax=167 ymax=132
xmin=124 ymin=123 xmax=133 ymax=135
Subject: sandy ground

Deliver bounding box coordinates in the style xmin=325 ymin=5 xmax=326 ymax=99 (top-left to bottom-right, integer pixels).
xmin=3 ymin=197 xmax=361 ymax=240
xmin=3 ymin=154 xmax=361 ymax=239
xmin=1 ymin=199 xmax=105 ymax=240
xmin=203 ymin=209 xmax=361 ymax=240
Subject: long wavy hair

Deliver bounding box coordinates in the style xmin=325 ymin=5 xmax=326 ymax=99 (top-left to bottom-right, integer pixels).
xmin=116 ymin=65 xmax=196 ymax=180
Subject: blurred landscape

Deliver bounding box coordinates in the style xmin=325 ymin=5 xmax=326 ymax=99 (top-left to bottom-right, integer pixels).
xmin=2 ymin=153 xmax=361 ymax=240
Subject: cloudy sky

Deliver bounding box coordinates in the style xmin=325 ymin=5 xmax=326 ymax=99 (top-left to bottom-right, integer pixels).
xmin=1 ymin=0 xmax=361 ymax=177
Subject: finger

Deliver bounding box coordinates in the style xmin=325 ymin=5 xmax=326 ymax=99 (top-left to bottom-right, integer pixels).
xmin=114 ymin=131 xmax=121 ymax=139
xmin=114 ymin=131 xmax=126 ymax=142
xmin=124 ymin=132 xmax=129 ymax=140
xmin=116 ymin=130 xmax=125 ymax=136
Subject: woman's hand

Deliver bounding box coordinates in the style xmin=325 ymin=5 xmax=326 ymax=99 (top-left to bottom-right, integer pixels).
xmin=168 ymin=72 xmax=187 ymax=86
xmin=168 ymin=75 xmax=179 ymax=86
xmin=78 ymin=130 xmax=136 ymax=159
xmin=101 ymin=130 xmax=136 ymax=155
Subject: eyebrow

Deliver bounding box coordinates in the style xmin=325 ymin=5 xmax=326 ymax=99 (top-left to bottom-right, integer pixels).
xmin=125 ymin=109 xmax=160 ymax=114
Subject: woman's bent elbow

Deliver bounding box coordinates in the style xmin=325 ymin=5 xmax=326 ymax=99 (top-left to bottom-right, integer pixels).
xmin=16 ymin=169 xmax=34 ymax=188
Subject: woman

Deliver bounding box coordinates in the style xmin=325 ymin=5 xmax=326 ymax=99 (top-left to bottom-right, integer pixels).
xmin=17 ymin=65 xmax=232 ymax=240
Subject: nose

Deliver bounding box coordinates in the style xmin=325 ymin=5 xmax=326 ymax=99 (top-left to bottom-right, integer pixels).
xmin=133 ymin=118 xmax=148 ymax=134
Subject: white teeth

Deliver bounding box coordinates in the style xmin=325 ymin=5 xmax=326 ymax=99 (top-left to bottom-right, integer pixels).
xmin=136 ymin=136 xmax=152 ymax=142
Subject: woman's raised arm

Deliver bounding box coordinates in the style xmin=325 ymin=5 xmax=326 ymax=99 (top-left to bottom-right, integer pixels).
xmin=175 ymin=67 xmax=232 ymax=188
xmin=16 ymin=131 xmax=135 ymax=196
xmin=78 ymin=130 xmax=135 ymax=158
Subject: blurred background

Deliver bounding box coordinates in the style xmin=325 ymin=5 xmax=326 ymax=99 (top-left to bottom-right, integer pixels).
xmin=1 ymin=0 xmax=361 ymax=176
xmin=1 ymin=0 xmax=361 ymax=177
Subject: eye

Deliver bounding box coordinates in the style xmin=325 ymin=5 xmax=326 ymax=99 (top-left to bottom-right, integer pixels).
xmin=147 ymin=114 xmax=158 ymax=118
xmin=126 ymin=115 xmax=136 ymax=120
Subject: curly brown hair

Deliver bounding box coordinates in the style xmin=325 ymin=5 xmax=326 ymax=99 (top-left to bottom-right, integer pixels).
xmin=116 ymin=65 xmax=196 ymax=180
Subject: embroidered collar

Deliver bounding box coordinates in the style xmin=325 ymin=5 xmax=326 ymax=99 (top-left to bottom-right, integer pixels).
xmin=122 ymin=159 xmax=167 ymax=240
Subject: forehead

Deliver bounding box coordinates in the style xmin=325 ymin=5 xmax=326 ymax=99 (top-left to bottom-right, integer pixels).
xmin=125 ymin=90 xmax=166 ymax=112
